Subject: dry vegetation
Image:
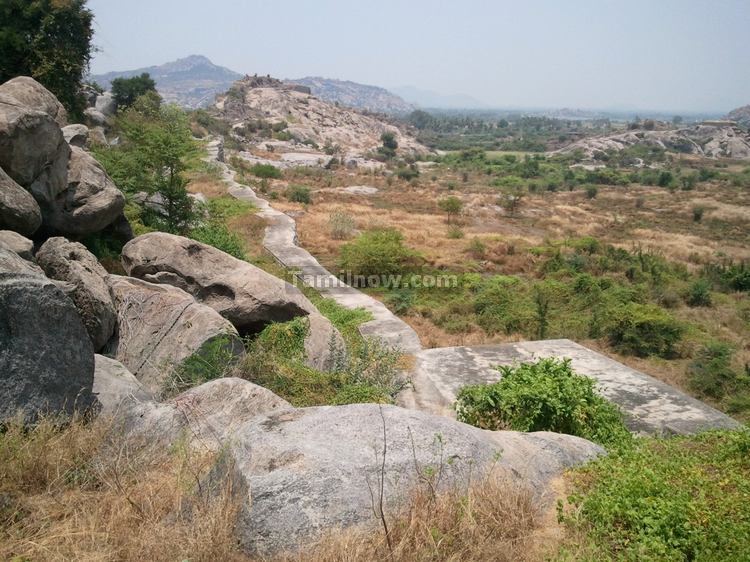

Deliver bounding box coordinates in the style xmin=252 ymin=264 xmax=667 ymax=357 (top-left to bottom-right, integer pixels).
xmin=0 ymin=416 xmax=564 ymax=562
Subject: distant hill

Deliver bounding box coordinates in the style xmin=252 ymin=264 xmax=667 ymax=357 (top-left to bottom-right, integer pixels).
xmin=89 ymin=55 xmax=243 ymax=109
xmin=286 ymin=77 xmax=414 ymax=115
xmin=391 ymin=85 xmax=487 ymax=109
xmin=727 ymin=104 xmax=750 ymax=129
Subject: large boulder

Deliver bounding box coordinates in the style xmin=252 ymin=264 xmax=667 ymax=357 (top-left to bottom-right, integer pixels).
xmin=36 ymin=237 xmax=116 ymax=352
xmin=93 ymin=355 xmax=153 ymax=417
xmin=62 ymin=123 xmax=90 ymax=147
xmin=0 ymin=92 xmax=71 ymax=203
xmin=45 ymin=146 xmax=125 ymax=236
xmin=222 ymin=404 xmax=604 ymax=556
xmin=0 ymin=230 xmax=34 ymax=261
xmin=106 ymin=275 xmax=244 ymax=394
xmin=0 ymin=247 xmax=96 ymax=423
xmin=0 ymin=76 xmax=68 ymax=127
xmin=83 ymin=107 xmax=106 ymax=128
xmin=121 ymin=232 xmax=344 ymax=368
xmin=94 ymin=93 xmax=117 ymax=117
xmin=117 ymin=377 xmax=292 ymax=448
xmin=0 ymin=166 xmax=42 ymax=236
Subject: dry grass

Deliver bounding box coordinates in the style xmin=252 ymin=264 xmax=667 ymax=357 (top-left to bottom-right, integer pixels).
xmin=1 ymin=416 xmax=565 ymax=562
xmin=278 ymin=473 xmax=556 ymax=562
xmin=0 ymin=416 xmax=246 ymax=562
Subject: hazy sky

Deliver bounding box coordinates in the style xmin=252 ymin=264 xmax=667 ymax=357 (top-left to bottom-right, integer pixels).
xmin=88 ymin=0 xmax=750 ymax=113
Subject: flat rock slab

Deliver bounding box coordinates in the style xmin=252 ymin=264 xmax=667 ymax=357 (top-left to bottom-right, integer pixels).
xmin=405 ymin=339 xmax=741 ymax=435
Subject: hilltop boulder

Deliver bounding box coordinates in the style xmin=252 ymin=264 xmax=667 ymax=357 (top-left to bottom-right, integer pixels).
xmin=0 ymin=247 xmax=96 ymax=423
xmin=0 ymin=76 xmax=68 ymax=127
xmin=121 ymin=232 xmax=343 ymax=368
xmin=0 ymin=167 xmax=42 ymax=236
xmin=106 ymin=275 xmax=244 ymax=395
xmin=36 ymin=237 xmax=116 ymax=351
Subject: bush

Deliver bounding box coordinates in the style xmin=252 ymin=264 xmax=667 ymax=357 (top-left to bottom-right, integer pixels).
xmin=164 ymin=334 xmax=241 ymax=398
xmin=446 ymin=225 xmax=465 ymax=239
xmin=339 ymin=228 xmax=421 ymax=281
xmin=287 ymin=184 xmax=311 ymax=204
xmin=692 ymin=205 xmax=705 ymax=222
xmin=466 ymin=237 xmax=487 ymax=259
xmin=561 ymin=430 xmax=750 ymax=561
xmin=685 ymin=278 xmax=712 ymax=307
xmin=585 ymin=185 xmax=599 ymax=199
xmin=189 ymin=222 xmax=246 ymax=260
xmin=396 ymin=166 xmax=419 ymax=181
xmin=455 ymin=358 xmax=631 ymax=449
xmin=438 ymin=196 xmax=463 ymax=218
xmin=687 ymin=342 xmax=744 ymax=399
xmin=249 ymin=163 xmax=282 ymax=179
xmin=606 ymin=303 xmax=683 ymax=357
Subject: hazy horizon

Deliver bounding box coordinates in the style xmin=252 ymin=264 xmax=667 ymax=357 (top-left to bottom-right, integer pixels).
xmin=88 ymin=0 xmax=750 ymax=114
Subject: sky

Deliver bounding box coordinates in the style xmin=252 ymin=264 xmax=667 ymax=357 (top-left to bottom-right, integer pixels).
xmin=88 ymin=0 xmax=750 ymax=113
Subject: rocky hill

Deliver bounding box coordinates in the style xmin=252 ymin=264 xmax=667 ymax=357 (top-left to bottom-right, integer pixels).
xmin=727 ymin=104 xmax=750 ymax=129
xmin=89 ymin=55 xmax=242 ymax=108
xmin=216 ymin=75 xmax=429 ymax=157
xmin=286 ymin=76 xmax=415 ymax=115
xmin=555 ymin=123 xmax=750 ymax=161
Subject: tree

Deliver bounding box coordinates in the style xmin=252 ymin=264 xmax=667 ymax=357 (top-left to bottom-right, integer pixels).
xmin=378 ymin=132 xmax=398 ymax=159
xmin=0 ymin=0 xmax=94 ymax=119
xmin=111 ymin=73 xmax=158 ymax=109
xmin=407 ymin=110 xmax=433 ymax=130
xmin=438 ymin=196 xmax=463 ymax=222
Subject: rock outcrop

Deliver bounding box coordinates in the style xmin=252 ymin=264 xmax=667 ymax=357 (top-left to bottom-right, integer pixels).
xmin=106 ymin=275 xmax=244 ymax=394
xmin=0 ymin=77 xmax=127 ymax=238
xmin=0 ymin=76 xmax=68 ymax=127
xmin=727 ymin=104 xmax=750 ymax=129
xmin=62 ymin=123 xmax=90 ymax=147
xmin=555 ymin=124 xmax=750 ymax=161
xmin=36 ymin=237 xmax=117 ymax=352
xmin=0 ymin=230 xmax=34 ymax=261
xmin=222 ymin=403 xmax=603 ymax=555
xmin=121 ymin=232 xmax=343 ymax=369
xmin=0 ymin=247 xmax=96 ymax=423
xmin=93 ymin=354 xmax=153 ymax=417
xmin=94 ymin=93 xmax=117 ymax=117
xmin=0 ymin=166 xmax=42 ymax=236
xmin=216 ymin=75 xmax=428 ymax=158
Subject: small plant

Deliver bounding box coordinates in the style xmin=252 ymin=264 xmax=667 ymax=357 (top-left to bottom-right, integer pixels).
xmin=692 ymin=205 xmax=705 ymax=222
xmin=339 ymin=228 xmax=422 ymax=280
xmin=164 ymin=334 xmax=241 ymax=397
xmin=446 ymin=225 xmax=464 ymax=239
xmin=687 ymin=342 xmax=744 ymax=399
xmin=466 ymin=237 xmax=487 ymax=259
xmin=328 ymin=211 xmax=356 ymax=240
xmin=585 ymin=185 xmax=599 ymax=199
xmin=287 ymin=184 xmax=312 ymax=204
xmin=455 ymin=358 xmax=631 ymax=449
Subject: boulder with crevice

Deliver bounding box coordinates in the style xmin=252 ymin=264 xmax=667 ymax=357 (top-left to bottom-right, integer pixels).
xmin=121 ymin=232 xmax=344 ymax=369
xmin=93 ymin=355 xmax=153 ymax=417
xmin=106 ymin=275 xmax=244 ymax=394
xmin=36 ymin=237 xmax=116 ymax=352
xmin=62 ymin=123 xmax=90 ymax=147
xmin=0 ymin=247 xmax=96 ymax=423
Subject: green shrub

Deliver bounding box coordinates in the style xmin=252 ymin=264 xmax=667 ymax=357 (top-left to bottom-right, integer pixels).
xmin=396 ymin=166 xmax=419 ymax=181
xmin=687 ymin=342 xmax=743 ymax=399
xmin=693 ymin=205 xmax=705 ymax=222
xmin=606 ymin=303 xmax=683 ymax=357
xmin=561 ymin=429 xmax=750 ymax=561
xmin=585 ymin=185 xmax=599 ymax=199
xmin=446 ymin=225 xmax=465 ymax=239
xmin=685 ymin=278 xmax=712 ymax=307
xmin=287 ymin=184 xmax=311 ymax=204
xmin=455 ymin=358 xmax=631 ymax=449
xmin=164 ymin=334 xmax=241 ymax=398
xmin=249 ymin=163 xmax=282 ymax=179
xmin=466 ymin=237 xmax=486 ymax=259
xmin=339 ymin=228 xmax=421 ymax=280
xmin=189 ymin=223 xmax=246 ymax=260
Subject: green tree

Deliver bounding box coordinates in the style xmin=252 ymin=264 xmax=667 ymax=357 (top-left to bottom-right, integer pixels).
xmin=378 ymin=132 xmax=398 ymax=159
xmin=438 ymin=196 xmax=463 ymax=221
xmin=110 ymin=72 xmax=158 ymax=109
xmin=0 ymin=0 xmax=94 ymax=119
